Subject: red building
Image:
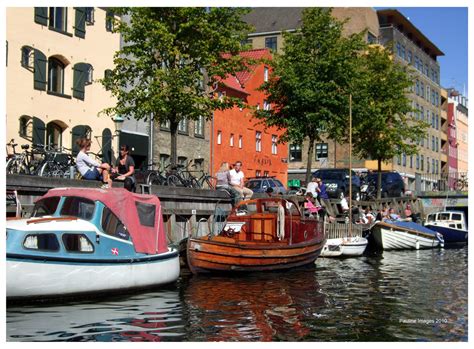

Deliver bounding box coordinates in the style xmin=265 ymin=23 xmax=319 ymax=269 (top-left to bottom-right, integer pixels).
xmin=211 ymin=49 xmax=288 ymax=186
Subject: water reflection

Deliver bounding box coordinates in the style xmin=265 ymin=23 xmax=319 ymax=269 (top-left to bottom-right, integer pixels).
xmin=7 ymin=288 xmax=184 ymax=342
xmin=182 ymin=267 xmax=326 ymax=341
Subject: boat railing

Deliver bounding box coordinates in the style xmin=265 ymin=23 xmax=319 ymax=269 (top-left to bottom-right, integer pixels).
xmin=325 ymin=222 xmax=369 ymax=239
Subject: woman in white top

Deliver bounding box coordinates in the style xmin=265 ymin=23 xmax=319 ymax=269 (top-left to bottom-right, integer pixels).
xmin=75 ymin=138 xmax=112 ymax=188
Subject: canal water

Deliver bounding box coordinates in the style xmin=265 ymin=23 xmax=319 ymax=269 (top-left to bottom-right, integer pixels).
xmin=6 ymin=246 xmax=468 ymax=342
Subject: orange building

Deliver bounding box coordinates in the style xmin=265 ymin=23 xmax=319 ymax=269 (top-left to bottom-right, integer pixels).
xmin=211 ymin=49 xmax=288 ymax=186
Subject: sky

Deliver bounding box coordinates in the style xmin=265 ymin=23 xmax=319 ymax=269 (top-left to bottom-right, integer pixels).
xmin=376 ymin=6 xmax=468 ymax=96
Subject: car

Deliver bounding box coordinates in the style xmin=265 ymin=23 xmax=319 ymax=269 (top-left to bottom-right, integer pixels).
xmin=312 ymin=169 xmax=361 ymax=200
xmin=366 ymin=171 xmax=405 ymax=198
xmin=245 ymin=177 xmax=287 ymax=194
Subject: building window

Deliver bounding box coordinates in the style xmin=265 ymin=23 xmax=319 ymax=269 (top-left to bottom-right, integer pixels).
xmin=19 ymin=115 xmax=33 ymax=139
xmin=367 ymin=32 xmax=377 ymax=44
xmin=415 ymin=80 xmax=420 ymax=96
xmin=402 ymin=153 xmax=406 ymax=167
xmin=290 ymin=144 xmax=302 ymax=162
xmin=217 ymin=130 xmax=222 ymax=145
xmin=21 ymin=46 xmax=34 ymax=69
xmin=427 ymin=157 xmax=430 ymax=173
xmin=315 ymin=143 xmax=328 ymax=159
xmin=401 ymin=45 xmax=406 ymax=60
xmin=265 ymin=36 xmax=277 ymax=52
xmin=271 ymin=135 xmax=278 ymax=155
xmin=263 ymin=100 xmax=271 ymax=111
xmin=256 ymin=131 xmax=262 ymax=152
xmin=264 ymin=66 xmax=269 ymax=82
xmin=255 ymin=170 xmax=261 ymax=177
xmin=416 ymin=155 xmax=420 ymax=170
xmin=407 ymin=50 xmax=412 ymax=63
xmin=230 ymin=133 xmax=234 ymax=147
xmin=420 ymin=82 xmax=424 ymax=98
xmin=194 ymin=115 xmax=205 ymax=137
xmin=263 ymin=171 xmax=269 ymax=177
xmin=420 ymin=155 xmax=424 ymax=171
xmin=105 ymin=11 xmax=114 ymax=32
xmin=48 ymin=57 xmax=65 ymax=94
xmin=410 ymin=155 xmax=413 ymax=168
xmin=46 ymin=122 xmax=62 ymax=150
xmin=49 ymin=7 xmax=67 ymax=32
xmin=239 ymin=135 xmax=243 ymax=149
xmin=397 ymin=155 xmax=401 ymax=166
xmin=159 ymin=154 xmax=170 ymax=169
xmin=178 ymin=118 xmax=188 ymax=134
xmin=85 ymin=7 xmax=94 ymax=25
xmin=396 ymin=42 xmax=401 ymax=57
xmin=160 ymin=119 xmax=170 ymax=130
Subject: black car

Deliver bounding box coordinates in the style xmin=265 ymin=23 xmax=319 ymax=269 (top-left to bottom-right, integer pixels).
xmin=245 ymin=177 xmax=287 ymax=194
xmin=366 ymin=171 xmax=405 ymax=198
xmin=312 ymin=169 xmax=361 ymax=200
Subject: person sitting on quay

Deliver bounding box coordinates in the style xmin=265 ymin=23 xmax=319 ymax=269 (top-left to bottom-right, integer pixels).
xmin=306 ymin=176 xmax=319 ymax=200
xmin=75 ymin=137 xmax=112 ymax=189
xmin=215 ymin=161 xmax=241 ymax=206
xmin=304 ymin=192 xmax=321 ymax=218
xmin=229 ymin=161 xmax=253 ymax=201
xmin=315 ymin=177 xmax=329 ymax=204
xmin=111 ymin=144 xmax=136 ymax=192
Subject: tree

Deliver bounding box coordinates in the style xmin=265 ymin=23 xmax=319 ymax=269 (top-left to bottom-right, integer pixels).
xmin=101 ymin=7 xmax=252 ymax=166
xmin=350 ymin=45 xmax=429 ymax=198
xmin=254 ymin=8 xmax=366 ymax=184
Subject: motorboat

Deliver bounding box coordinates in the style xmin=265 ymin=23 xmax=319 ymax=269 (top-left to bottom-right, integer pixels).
xmin=424 ymin=211 xmax=468 ymax=244
xmin=371 ymin=220 xmax=444 ymax=250
xmin=6 ymin=187 xmax=180 ymax=300
xmin=320 ymin=222 xmax=368 ymax=257
xmin=187 ymin=198 xmax=326 ymax=274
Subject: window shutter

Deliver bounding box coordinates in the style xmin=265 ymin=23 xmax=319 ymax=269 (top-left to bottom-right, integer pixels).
xmin=71 ymin=125 xmax=89 ymax=155
xmin=32 ymin=117 xmax=46 ymax=147
xmin=34 ymin=7 xmax=48 ymax=25
xmin=33 ymin=49 xmax=47 ymax=91
xmin=73 ymin=63 xmax=87 ymax=100
xmin=74 ymin=7 xmax=86 ymax=38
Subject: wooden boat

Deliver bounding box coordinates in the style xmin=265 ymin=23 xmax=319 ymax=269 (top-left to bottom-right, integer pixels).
xmin=371 ymin=220 xmax=444 ymax=250
xmin=187 ymin=198 xmax=326 ymax=274
xmin=424 ymin=211 xmax=468 ymax=244
xmin=6 ymin=187 xmax=180 ymax=300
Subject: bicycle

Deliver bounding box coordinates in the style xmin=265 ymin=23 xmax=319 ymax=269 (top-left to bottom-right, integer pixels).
xmin=194 ymin=171 xmax=216 ymax=190
xmin=454 ymin=174 xmax=468 ymax=191
xmin=6 ymin=143 xmax=39 ymax=175
xmin=38 ymin=146 xmax=76 ymax=178
xmin=145 ymin=163 xmax=169 ymax=186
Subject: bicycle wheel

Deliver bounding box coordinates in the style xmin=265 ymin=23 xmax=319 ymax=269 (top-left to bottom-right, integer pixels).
xmin=190 ymin=177 xmax=201 ymax=189
xmin=6 ymin=158 xmax=19 ymax=174
xmin=147 ymin=172 xmax=164 ymax=186
xmin=203 ymin=176 xmax=216 ymax=190
xmin=39 ymin=162 xmax=54 ymax=177
xmin=167 ymin=174 xmax=181 ymax=187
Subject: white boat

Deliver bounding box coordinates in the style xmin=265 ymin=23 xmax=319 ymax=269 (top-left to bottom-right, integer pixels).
xmin=320 ymin=236 xmax=368 ymax=257
xmin=371 ymin=220 xmax=444 ymax=250
xmin=7 ymin=188 xmax=180 ymax=300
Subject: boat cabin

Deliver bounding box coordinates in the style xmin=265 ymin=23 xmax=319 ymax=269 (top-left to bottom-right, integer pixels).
xmin=425 ymin=211 xmax=467 ymax=231
xmin=224 ymin=198 xmax=323 ymax=244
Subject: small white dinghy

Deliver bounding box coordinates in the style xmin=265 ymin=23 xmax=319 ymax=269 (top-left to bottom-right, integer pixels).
xmin=320 ymin=236 xmax=368 ymax=257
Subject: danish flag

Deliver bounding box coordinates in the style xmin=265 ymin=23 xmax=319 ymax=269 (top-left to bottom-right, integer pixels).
xmin=111 ymin=248 xmax=119 ymax=256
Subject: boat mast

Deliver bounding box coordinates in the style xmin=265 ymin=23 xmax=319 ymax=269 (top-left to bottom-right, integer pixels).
xmin=349 ymin=94 xmax=352 ymax=237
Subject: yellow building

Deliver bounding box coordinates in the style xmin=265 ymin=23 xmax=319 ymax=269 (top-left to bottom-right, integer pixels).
xmin=6 ymin=7 xmax=120 ymax=161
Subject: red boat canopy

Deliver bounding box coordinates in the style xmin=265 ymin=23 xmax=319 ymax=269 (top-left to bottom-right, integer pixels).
xmin=40 ymin=188 xmax=168 ymax=255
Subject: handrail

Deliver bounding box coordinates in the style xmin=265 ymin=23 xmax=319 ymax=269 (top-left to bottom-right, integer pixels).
xmin=26 ymin=216 xmax=78 ymax=225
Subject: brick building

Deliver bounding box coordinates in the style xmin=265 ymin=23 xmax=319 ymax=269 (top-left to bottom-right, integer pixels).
xmin=212 ymin=49 xmax=289 ymax=185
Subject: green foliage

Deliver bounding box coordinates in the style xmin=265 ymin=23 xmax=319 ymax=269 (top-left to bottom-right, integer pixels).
xmin=254 ymin=8 xmax=366 ymax=182
xmin=351 ymin=46 xmax=429 ymax=163
xmin=100 ymin=7 xmax=252 ymax=164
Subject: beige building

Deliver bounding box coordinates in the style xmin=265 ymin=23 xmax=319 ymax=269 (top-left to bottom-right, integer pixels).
xmin=448 ymin=91 xmax=468 ymax=174
xmin=6 ymin=7 xmax=120 ymax=162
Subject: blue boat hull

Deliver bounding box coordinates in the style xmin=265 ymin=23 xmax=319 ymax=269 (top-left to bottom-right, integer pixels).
xmin=425 ymin=225 xmax=468 ymax=244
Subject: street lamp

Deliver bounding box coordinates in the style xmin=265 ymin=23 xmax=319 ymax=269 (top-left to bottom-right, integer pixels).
xmin=112 ymin=114 xmax=124 ymax=136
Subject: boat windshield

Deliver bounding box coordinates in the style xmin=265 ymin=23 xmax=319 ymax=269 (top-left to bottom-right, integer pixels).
xmin=439 ymin=213 xmax=450 ymax=221
xmin=426 ymin=214 xmax=435 ymax=222
xmin=60 ymin=197 xmax=95 ymax=220
xmin=451 ymin=213 xmax=462 ymax=221
xmin=32 ymin=196 xmax=61 ymax=217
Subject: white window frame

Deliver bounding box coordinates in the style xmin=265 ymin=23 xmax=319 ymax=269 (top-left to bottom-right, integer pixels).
xmin=256 ymin=131 xmax=262 ymax=152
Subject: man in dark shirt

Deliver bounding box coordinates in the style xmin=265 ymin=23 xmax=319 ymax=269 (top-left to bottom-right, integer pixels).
xmin=316 ymin=177 xmax=329 ymax=200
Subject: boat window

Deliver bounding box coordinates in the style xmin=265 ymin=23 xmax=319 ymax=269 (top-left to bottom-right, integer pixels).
xmin=426 ymin=214 xmax=435 ymax=222
xmin=32 ymin=197 xmax=60 ymax=217
xmin=101 ymin=207 xmax=130 ymax=240
xmin=62 ymin=234 xmax=94 ymax=253
xmin=23 ymin=234 xmax=60 ymax=251
xmin=439 ymin=213 xmax=450 ymax=221
xmin=135 ymin=202 xmax=156 ymax=227
xmin=449 ymin=224 xmax=456 ymax=228
xmin=60 ymin=197 xmax=95 ymax=220
xmin=285 ymin=201 xmax=300 ymax=216
xmin=457 ymin=224 xmax=463 ymax=229
xmin=452 ymin=213 xmax=462 ymax=221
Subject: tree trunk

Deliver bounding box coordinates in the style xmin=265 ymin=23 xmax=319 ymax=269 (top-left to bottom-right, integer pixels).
xmin=377 ymin=158 xmax=382 ymax=199
xmin=305 ymin=138 xmax=315 ymax=185
xmin=170 ymin=121 xmax=178 ymax=166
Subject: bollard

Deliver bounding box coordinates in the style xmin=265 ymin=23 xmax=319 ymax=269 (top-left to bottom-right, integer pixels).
xmin=69 ymin=166 xmax=76 ymax=179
